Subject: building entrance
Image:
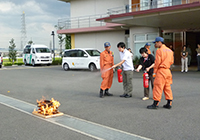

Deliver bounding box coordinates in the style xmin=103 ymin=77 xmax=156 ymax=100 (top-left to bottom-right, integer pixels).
xmin=163 ymin=32 xmax=183 ymax=65
xmin=186 ymin=32 xmax=200 ymax=66
xmin=163 ymin=31 xmax=200 ymax=66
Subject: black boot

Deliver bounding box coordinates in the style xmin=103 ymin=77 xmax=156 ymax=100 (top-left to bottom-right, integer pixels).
xmin=104 ymin=89 xmax=113 ymax=96
xmin=147 ymin=100 xmax=159 ymax=109
xmin=99 ymin=89 xmax=104 ymax=98
xmin=163 ymin=100 xmax=172 ymax=109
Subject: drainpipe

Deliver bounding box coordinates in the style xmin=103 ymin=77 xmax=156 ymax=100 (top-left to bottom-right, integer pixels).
xmin=129 ymin=0 xmax=132 ymax=12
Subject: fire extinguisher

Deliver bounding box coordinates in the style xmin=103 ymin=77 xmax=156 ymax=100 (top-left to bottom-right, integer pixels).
xmin=143 ymin=71 xmax=149 ymax=88
xmin=117 ymin=68 xmax=123 ymax=83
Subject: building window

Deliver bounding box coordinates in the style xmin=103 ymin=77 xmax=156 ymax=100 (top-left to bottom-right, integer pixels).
xmin=140 ymin=0 xmax=149 ymax=10
xmin=125 ymin=35 xmax=130 ymax=49
xmin=135 ymin=34 xmax=145 ymax=41
xmin=172 ymin=0 xmax=181 ymax=6
xmin=134 ymin=33 xmax=158 ymax=58
xmin=147 ymin=33 xmax=157 ymax=40
xmin=134 ymin=42 xmax=146 ymax=57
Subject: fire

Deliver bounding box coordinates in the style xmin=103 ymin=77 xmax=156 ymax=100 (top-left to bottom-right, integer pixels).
xmin=34 ymin=97 xmax=61 ymax=116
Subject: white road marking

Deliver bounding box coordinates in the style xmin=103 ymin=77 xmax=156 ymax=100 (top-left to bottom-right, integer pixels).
xmin=0 ymin=94 xmax=152 ymax=140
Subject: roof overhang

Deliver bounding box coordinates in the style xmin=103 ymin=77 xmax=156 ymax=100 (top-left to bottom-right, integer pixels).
xmin=57 ymin=23 xmax=125 ymax=34
xmin=97 ymin=2 xmax=200 ymax=31
xmin=58 ymin=0 xmax=70 ymax=2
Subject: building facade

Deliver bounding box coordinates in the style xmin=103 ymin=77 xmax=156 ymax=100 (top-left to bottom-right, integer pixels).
xmin=58 ymin=0 xmax=200 ymax=65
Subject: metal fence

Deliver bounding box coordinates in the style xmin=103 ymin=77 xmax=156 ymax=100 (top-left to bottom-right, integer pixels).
xmin=58 ymin=14 xmax=108 ymax=30
xmin=58 ymin=0 xmax=200 ymax=30
xmin=107 ymin=0 xmax=200 ymax=15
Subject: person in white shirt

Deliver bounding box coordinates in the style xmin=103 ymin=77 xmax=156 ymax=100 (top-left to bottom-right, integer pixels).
xmin=112 ymin=42 xmax=134 ymax=98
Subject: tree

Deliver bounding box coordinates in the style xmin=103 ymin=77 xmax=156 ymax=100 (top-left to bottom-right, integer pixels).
xmin=58 ymin=33 xmax=65 ymax=55
xmin=28 ymin=40 xmax=33 ymax=45
xmin=8 ymin=38 xmax=17 ymax=64
xmin=65 ymin=34 xmax=71 ymax=49
xmin=54 ymin=25 xmax=71 ymax=52
xmin=55 ymin=25 xmax=65 ymax=55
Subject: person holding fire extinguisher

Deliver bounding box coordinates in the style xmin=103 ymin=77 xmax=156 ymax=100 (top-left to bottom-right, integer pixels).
xmin=112 ymin=42 xmax=134 ymax=98
xmin=99 ymin=42 xmax=114 ymax=98
xmin=147 ymin=37 xmax=174 ymax=109
xmin=136 ymin=47 xmax=155 ymax=101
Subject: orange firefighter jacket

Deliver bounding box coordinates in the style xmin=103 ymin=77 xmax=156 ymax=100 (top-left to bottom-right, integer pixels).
xmin=100 ymin=50 xmax=114 ymax=90
xmin=100 ymin=50 xmax=114 ymax=72
xmin=154 ymin=44 xmax=174 ymax=74
xmin=153 ymin=44 xmax=174 ymax=102
xmin=147 ymin=48 xmax=151 ymax=54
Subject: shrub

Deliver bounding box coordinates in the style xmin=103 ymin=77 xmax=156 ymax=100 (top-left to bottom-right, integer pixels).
xmin=3 ymin=62 xmax=13 ymax=66
xmin=133 ymin=56 xmax=141 ymax=68
xmin=14 ymin=62 xmax=24 ymax=66
xmin=52 ymin=59 xmax=62 ymax=65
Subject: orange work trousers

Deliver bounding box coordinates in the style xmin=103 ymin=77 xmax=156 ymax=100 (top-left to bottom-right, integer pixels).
xmin=100 ymin=65 xmax=113 ymax=90
xmin=153 ymin=68 xmax=173 ymax=102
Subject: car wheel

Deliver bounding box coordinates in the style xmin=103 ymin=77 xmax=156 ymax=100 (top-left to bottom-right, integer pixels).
xmin=24 ymin=60 xmax=27 ymax=66
xmin=89 ymin=64 xmax=97 ymax=72
xmin=63 ymin=63 xmax=69 ymax=71
xmin=32 ymin=60 xmax=35 ymax=67
xmin=0 ymin=65 xmax=2 ymax=68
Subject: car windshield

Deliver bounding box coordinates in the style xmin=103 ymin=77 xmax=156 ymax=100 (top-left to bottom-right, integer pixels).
xmin=85 ymin=50 xmax=100 ymax=56
xmin=24 ymin=46 xmax=31 ymax=54
xmin=36 ymin=48 xmax=50 ymax=53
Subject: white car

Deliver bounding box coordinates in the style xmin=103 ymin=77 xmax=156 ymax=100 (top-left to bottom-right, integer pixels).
xmin=0 ymin=52 xmax=2 ymax=68
xmin=62 ymin=48 xmax=100 ymax=71
xmin=23 ymin=44 xmax=52 ymax=66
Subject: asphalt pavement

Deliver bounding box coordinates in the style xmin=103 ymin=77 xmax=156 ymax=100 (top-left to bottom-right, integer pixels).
xmin=0 ymin=65 xmax=200 ymax=140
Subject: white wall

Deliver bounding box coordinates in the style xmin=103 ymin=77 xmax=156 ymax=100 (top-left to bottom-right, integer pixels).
xmin=70 ymin=0 xmax=129 ymax=17
xmin=74 ymin=30 xmax=125 ymax=62
xmin=130 ymin=26 xmax=159 ymax=58
xmin=130 ymin=26 xmax=159 ymax=35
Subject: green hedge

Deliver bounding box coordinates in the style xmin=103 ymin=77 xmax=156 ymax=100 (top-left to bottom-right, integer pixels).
xmin=52 ymin=59 xmax=62 ymax=65
xmin=3 ymin=62 xmax=13 ymax=66
xmin=3 ymin=58 xmax=24 ymax=66
xmin=2 ymin=57 xmax=62 ymax=66
xmin=14 ymin=62 xmax=24 ymax=66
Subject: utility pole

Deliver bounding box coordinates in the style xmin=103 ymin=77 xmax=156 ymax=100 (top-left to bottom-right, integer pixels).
xmin=51 ymin=31 xmax=55 ymax=61
xmin=21 ymin=11 xmax=27 ymax=50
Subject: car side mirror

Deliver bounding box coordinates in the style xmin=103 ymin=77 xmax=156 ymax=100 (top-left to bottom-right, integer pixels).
xmin=84 ymin=54 xmax=88 ymax=57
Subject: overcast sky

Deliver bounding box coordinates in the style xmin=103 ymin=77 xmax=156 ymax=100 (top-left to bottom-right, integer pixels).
xmin=0 ymin=0 xmax=70 ymax=50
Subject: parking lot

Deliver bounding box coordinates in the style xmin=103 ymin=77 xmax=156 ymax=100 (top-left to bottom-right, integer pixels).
xmin=0 ymin=65 xmax=200 ymax=140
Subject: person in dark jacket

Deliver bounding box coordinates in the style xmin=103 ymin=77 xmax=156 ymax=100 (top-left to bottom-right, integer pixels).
xmin=136 ymin=47 xmax=155 ymax=100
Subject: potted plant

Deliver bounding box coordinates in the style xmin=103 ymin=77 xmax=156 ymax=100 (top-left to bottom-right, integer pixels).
xmin=133 ymin=56 xmax=141 ymax=69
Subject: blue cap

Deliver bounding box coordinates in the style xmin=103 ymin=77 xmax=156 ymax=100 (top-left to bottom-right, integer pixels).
xmin=153 ymin=37 xmax=164 ymax=43
xmin=145 ymin=43 xmax=151 ymax=46
xmin=104 ymin=42 xmax=111 ymax=47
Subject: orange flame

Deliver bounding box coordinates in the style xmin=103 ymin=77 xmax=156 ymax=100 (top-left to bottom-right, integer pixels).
xmin=35 ymin=97 xmax=61 ymax=116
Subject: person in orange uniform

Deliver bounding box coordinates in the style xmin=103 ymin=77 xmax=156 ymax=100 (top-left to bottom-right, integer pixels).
xmin=147 ymin=37 xmax=174 ymax=109
xmin=99 ymin=42 xmax=114 ymax=98
xmin=145 ymin=43 xmax=151 ymax=54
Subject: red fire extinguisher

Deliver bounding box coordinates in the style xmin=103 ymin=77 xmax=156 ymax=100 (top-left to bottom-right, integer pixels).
xmin=117 ymin=68 xmax=123 ymax=83
xmin=143 ymin=71 xmax=149 ymax=88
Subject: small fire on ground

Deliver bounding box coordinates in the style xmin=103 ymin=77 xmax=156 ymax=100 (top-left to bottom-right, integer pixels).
xmin=32 ymin=97 xmax=63 ymax=118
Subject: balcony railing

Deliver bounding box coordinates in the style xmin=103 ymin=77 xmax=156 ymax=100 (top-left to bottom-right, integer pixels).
xmin=58 ymin=14 xmax=108 ymax=30
xmin=108 ymin=0 xmax=200 ymax=15
xmin=58 ymin=0 xmax=200 ymax=30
